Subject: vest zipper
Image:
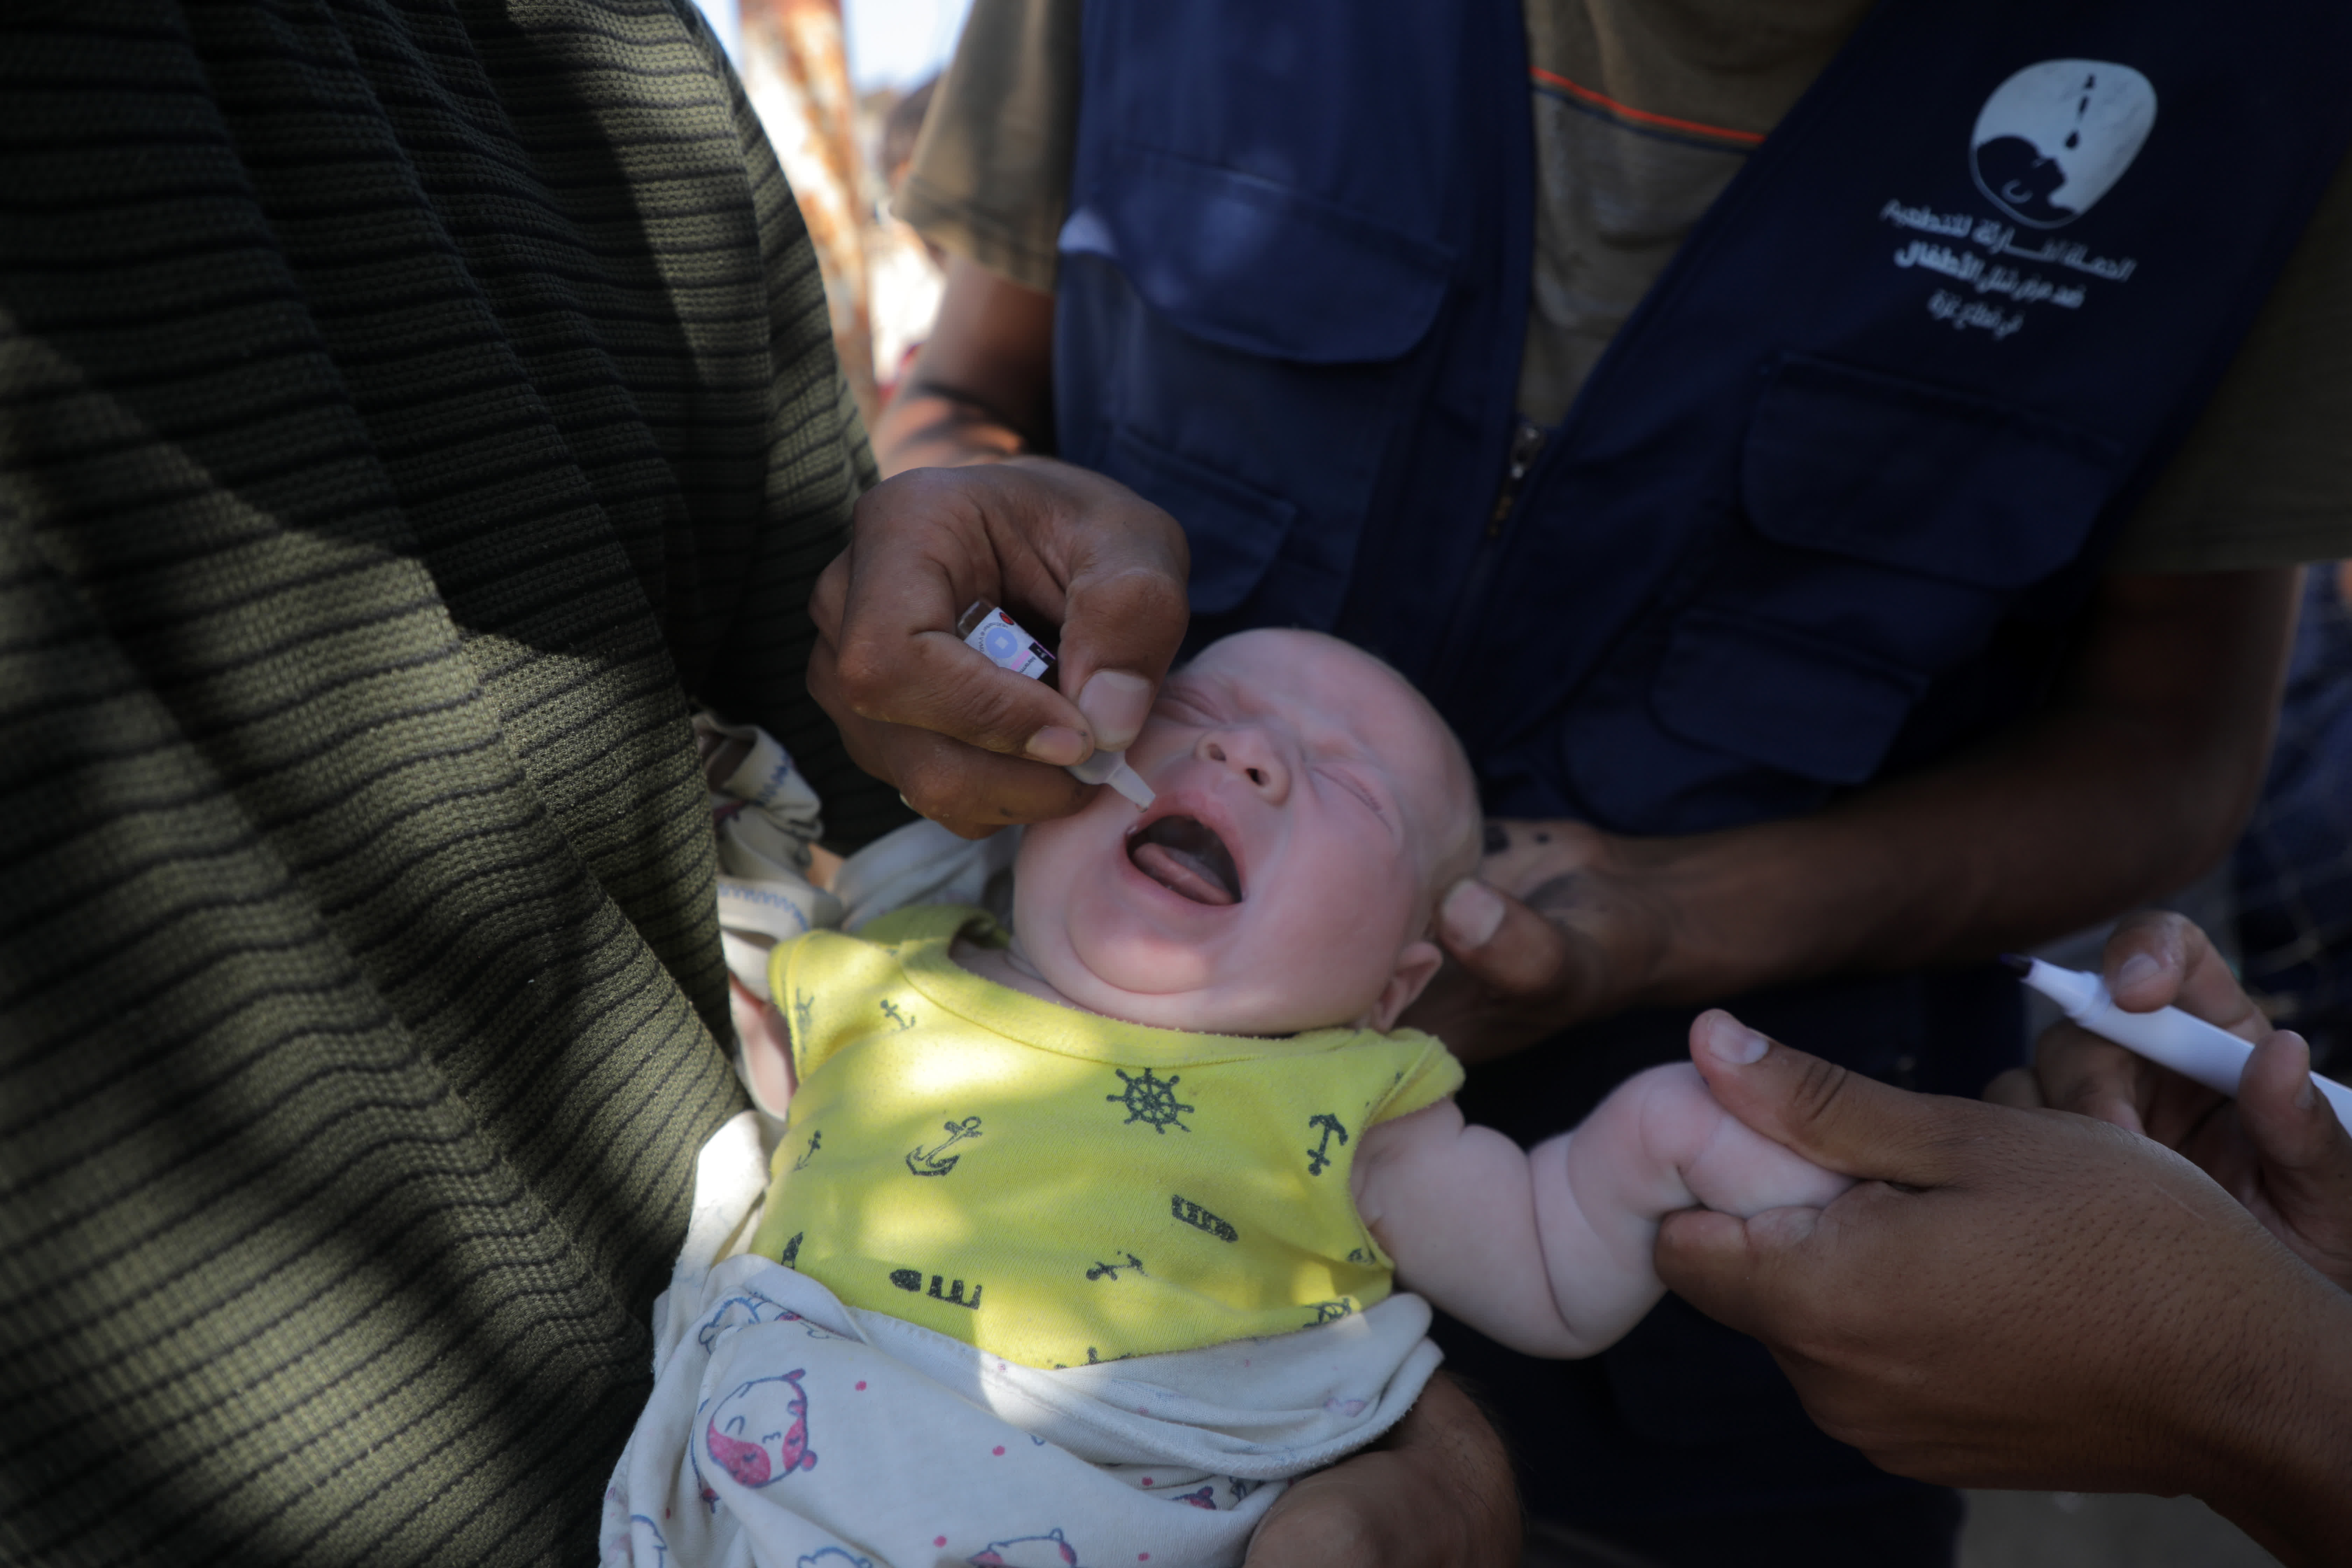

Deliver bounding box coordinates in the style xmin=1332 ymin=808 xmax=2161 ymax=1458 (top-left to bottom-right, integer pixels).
xmin=1427 ymin=420 xmax=1552 ymax=707
xmin=1485 ymin=421 xmax=1548 ymax=538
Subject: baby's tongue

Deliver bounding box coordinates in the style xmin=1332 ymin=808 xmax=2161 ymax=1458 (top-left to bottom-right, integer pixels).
xmin=1131 ymin=841 xmax=1239 ymax=906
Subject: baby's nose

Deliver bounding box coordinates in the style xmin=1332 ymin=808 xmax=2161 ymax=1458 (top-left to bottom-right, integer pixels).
xmin=1199 ymin=729 xmax=1289 ymax=800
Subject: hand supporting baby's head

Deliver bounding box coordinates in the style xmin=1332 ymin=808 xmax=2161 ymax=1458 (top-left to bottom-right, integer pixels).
xmin=1013 ymin=629 xmax=1481 ymax=1037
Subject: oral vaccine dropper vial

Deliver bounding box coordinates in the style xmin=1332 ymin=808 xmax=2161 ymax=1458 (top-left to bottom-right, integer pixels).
xmin=955 ymin=601 xmax=1154 ymax=809
xmin=2004 ymin=953 xmax=2352 ymax=1123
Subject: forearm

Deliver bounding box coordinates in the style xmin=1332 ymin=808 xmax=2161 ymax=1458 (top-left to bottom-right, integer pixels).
xmin=1361 ymin=1106 xmax=1636 ymax=1356
xmin=2196 ymin=1280 xmax=2352 ymax=1567
xmin=1243 ymin=1370 xmax=1520 ymax=1567
xmin=871 ymin=256 xmax=1055 ymax=476
xmin=1399 ymin=1134 xmax=1620 ymax=1356
xmin=1626 ymin=568 xmax=2298 ymax=1006
xmin=1364 ymin=1071 xmax=1844 ymax=1356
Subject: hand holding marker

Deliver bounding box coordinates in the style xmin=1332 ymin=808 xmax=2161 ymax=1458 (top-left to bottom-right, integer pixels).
xmin=2005 ymin=953 xmax=2352 ymax=1123
xmin=958 ymin=602 xmax=1155 ymax=809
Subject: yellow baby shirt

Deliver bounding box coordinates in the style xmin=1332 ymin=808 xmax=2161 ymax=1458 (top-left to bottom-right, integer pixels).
xmin=750 ymin=906 xmax=1464 ymax=1368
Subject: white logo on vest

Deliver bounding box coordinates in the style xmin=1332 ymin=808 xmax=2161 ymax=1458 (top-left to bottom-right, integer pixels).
xmin=1970 ymin=60 xmax=2157 ymax=229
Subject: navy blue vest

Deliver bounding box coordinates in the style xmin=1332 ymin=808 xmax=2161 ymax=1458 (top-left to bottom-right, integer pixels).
xmin=1052 ymin=0 xmax=2352 ymax=1527
xmin=1058 ymin=0 xmax=2350 ymax=833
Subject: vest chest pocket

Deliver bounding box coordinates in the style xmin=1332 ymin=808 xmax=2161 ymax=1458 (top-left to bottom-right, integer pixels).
xmin=1647 ymin=354 xmax=2127 ymax=791
xmin=1058 ymin=145 xmax=1457 ymax=629
xmin=1098 ymin=426 xmax=1298 ymax=618
xmin=1739 ymin=353 xmax=2125 ymax=588
xmin=1061 ymin=142 xmax=1454 ymax=365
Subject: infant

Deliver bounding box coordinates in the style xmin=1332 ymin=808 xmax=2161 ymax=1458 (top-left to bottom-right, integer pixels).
xmin=603 ymin=629 xmax=1847 ymax=1568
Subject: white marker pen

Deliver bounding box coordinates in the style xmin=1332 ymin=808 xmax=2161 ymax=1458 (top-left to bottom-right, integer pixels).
xmin=955 ymin=601 xmax=1154 ymax=809
xmin=2004 ymin=953 xmax=2352 ymax=1123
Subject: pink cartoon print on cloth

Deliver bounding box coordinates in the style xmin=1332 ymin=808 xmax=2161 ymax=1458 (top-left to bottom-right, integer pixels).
xmin=967 ymin=1527 xmax=1085 ymax=1567
xmin=704 ymin=1371 xmax=819 ymax=1488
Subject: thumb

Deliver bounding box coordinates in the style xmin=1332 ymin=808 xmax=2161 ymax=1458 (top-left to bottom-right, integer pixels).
xmin=1009 ymin=460 xmax=1190 ymax=752
xmin=1436 ymin=880 xmax=1575 ymax=1000
xmin=2236 ymin=1029 xmax=2352 ymax=1213
xmin=1688 ymin=1010 xmax=1977 ymax=1187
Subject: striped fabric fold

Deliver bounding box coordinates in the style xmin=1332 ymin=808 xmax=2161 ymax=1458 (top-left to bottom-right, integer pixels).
xmin=1 ymin=2 xmax=899 ymax=1561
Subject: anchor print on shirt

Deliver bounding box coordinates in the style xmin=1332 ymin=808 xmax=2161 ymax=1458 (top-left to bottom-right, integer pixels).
xmin=1107 ymin=1067 xmax=1192 ymax=1132
xmin=877 ymin=999 xmax=915 ymax=1031
xmin=906 ymin=1115 xmax=982 ymax=1176
xmin=1304 ymin=1113 xmax=1349 ymax=1175
xmin=890 ymin=1267 xmax=983 ymax=1308
xmin=791 ymin=1129 xmax=822 ymax=1171
xmin=1084 ymin=1252 xmax=1145 ymax=1282
xmin=702 ymin=1371 xmax=818 ymax=1489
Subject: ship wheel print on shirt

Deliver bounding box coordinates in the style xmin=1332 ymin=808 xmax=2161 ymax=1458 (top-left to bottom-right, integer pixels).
xmin=1106 ymin=1068 xmax=1192 ymax=1132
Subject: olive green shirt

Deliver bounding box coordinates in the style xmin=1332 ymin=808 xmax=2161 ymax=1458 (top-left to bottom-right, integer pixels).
xmin=1 ymin=1 xmax=902 ymax=1562
xmin=902 ymin=0 xmax=2352 ymax=572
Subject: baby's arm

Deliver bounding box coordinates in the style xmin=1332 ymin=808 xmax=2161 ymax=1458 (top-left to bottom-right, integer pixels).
xmin=1353 ymin=1063 xmax=1850 ymax=1357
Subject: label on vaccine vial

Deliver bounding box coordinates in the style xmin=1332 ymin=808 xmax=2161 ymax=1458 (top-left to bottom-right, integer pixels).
xmin=961 ymin=606 xmax=1056 ymax=681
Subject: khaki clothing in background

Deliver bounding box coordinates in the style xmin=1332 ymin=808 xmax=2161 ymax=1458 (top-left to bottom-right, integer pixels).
xmin=903 ymin=0 xmax=2352 ymax=572
xmin=0 ymin=2 xmax=902 ymax=1563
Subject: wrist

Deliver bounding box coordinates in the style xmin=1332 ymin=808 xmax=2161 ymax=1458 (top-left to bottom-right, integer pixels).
xmin=871 ymin=386 xmax=1031 ymax=475
xmin=2184 ymin=1269 xmax=2352 ymax=1564
xmin=1613 ymin=827 xmax=1816 ymax=1011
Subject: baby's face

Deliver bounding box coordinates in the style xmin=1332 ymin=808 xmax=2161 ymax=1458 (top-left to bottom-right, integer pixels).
xmin=1013 ymin=630 xmax=1476 ymax=1036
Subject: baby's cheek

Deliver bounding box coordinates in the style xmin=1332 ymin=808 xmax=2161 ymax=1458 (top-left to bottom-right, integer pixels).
xmin=1256 ymin=880 xmax=1413 ymax=1013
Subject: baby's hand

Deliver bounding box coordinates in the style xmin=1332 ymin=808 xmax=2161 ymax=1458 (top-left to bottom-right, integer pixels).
xmin=1641 ymin=1050 xmax=1853 ymax=1218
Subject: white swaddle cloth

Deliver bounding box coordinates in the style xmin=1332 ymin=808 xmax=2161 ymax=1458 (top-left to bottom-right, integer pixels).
xmin=602 ymin=1115 xmax=1442 ymax=1568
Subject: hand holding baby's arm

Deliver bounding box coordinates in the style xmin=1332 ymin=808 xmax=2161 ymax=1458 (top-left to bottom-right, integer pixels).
xmin=1355 ymin=1049 xmax=1849 ymax=1357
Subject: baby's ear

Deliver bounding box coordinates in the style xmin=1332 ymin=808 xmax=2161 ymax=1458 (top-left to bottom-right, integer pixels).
xmin=1361 ymin=939 xmax=1445 ymax=1033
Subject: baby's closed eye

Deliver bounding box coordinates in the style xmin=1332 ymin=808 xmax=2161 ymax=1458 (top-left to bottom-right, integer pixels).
xmin=1314 ymin=765 xmax=1387 ymax=820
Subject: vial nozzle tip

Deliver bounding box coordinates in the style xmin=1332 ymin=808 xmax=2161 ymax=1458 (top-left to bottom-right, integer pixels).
xmin=1105 ymin=763 xmax=1154 ymax=810
xmin=1066 ymin=749 xmax=1152 ymax=808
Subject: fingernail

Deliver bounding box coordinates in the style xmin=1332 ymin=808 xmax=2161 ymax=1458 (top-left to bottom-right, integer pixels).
xmin=1076 ymin=671 xmax=1153 ymax=751
xmin=1025 ymin=725 xmax=1088 ymax=766
xmin=1701 ymin=1011 xmax=1770 ymax=1066
xmin=1440 ymin=880 xmax=1505 ymax=948
xmin=2116 ymin=953 xmax=2162 ymax=992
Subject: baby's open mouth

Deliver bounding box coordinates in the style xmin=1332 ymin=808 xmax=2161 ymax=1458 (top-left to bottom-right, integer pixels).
xmin=1128 ymin=815 xmax=1242 ymax=906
